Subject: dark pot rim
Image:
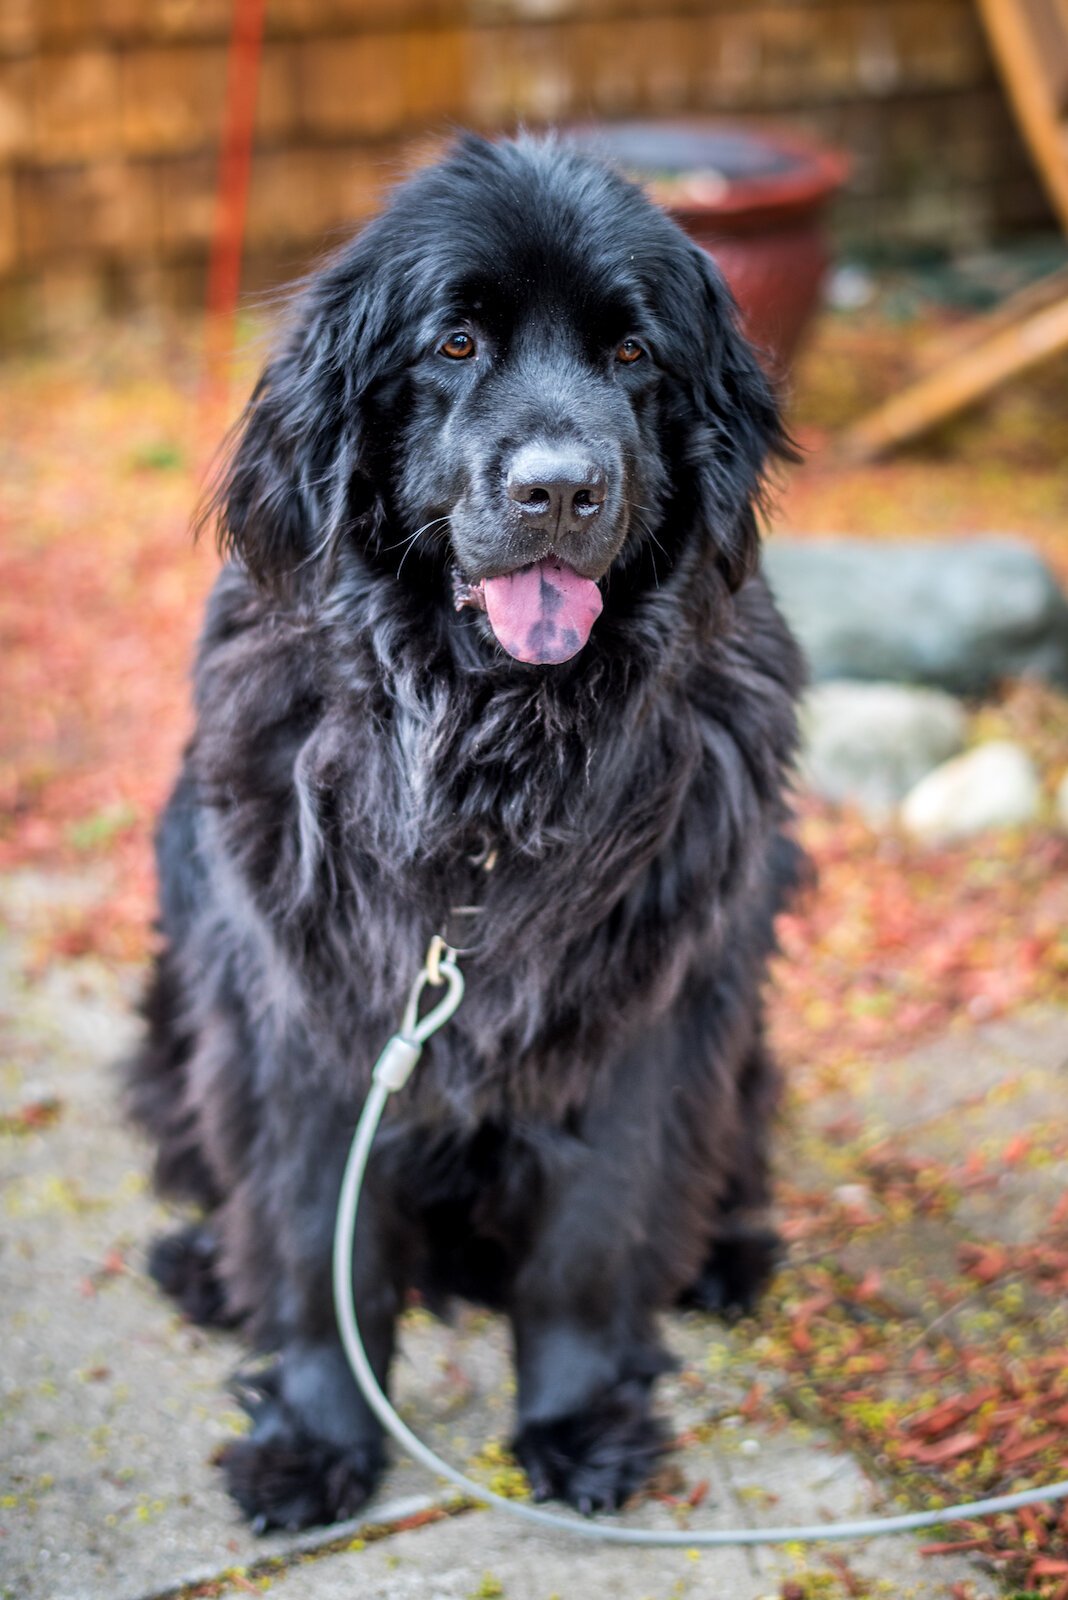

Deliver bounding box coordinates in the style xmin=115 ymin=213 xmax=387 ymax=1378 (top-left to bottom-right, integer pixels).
xmin=563 ymin=117 xmax=850 ymax=223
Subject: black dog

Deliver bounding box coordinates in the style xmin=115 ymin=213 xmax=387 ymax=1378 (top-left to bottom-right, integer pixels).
xmin=128 ymin=133 xmax=803 ymax=1532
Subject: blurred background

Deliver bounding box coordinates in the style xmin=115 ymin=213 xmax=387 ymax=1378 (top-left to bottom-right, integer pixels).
xmin=0 ymin=0 xmax=1057 ymax=328
xmin=3 ymin=5 xmax=1068 ymax=1598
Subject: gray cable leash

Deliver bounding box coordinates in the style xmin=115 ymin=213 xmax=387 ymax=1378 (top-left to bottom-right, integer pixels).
xmin=333 ymin=938 xmax=1068 ymax=1547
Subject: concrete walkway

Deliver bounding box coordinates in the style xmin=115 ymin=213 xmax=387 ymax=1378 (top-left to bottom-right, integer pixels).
xmin=4 ymin=870 xmax=1063 ymax=1600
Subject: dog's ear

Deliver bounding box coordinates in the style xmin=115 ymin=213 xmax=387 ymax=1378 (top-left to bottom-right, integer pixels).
xmin=207 ymin=256 xmax=388 ymax=589
xmin=684 ymin=242 xmax=791 ymax=593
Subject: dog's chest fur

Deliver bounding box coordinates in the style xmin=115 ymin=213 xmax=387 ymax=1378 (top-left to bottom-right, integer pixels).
xmin=190 ymin=562 xmax=796 ymax=1117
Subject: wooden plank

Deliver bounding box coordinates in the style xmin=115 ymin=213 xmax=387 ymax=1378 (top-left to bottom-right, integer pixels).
xmin=297 ymin=33 xmax=411 ymax=138
xmin=0 ymin=166 xmax=15 ymax=273
xmin=400 ymin=28 xmax=475 ymax=126
xmin=0 ymin=0 xmax=35 ymax=58
xmin=916 ymin=262 xmax=1068 ymax=370
xmin=154 ymin=152 xmax=215 ymax=251
xmin=244 ymin=146 xmax=387 ymax=246
xmin=119 ymin=47 xmax=225 ymax=156
xmin=15 ymin=165 xmax=95 ymax=262
xmin=33 ymin=50 xmax=121 ymax=162
xmin=840 ymin=291 xmax=1068 ymax=461
xmin=119 ymin=43 xmax=294 ymax=156
xmin=84 ymin=155 xmax=157 ymax=256
xmin=0 ymin=60 xmax=32 ymax=162
xmin=1022 ymin=0 xmax=1068 ymax=112
xmin=977 ymin=0 xmax=1068 ymax=231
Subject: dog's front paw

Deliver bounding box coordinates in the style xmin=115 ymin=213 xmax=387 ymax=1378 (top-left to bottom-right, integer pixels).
xmin=219 ymin=1372 xmax=384 ymax=1531
xmin=219 ymin=1435 xmax=382 ymax=1532
xmin=514 ymin=1381 xmax=666 ymax=1514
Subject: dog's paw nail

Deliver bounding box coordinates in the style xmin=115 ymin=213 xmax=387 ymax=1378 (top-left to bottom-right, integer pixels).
xmin=250 ymin=1512 xmax=269 ymax=1536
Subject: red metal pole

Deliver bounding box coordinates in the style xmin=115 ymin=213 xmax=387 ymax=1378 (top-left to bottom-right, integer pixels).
xmin=202 ymin=0 xmax=267 ymax=435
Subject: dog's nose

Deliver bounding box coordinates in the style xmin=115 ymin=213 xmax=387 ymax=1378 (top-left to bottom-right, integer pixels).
xmin=506 ymin=447 xmax=607 ymax=527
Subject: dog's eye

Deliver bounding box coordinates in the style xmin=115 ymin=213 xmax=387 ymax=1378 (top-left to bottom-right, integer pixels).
xmin=440 ymin=331 xmax=476 ymax=360
xmin=616 ymin=338 xmax=645 ymax=364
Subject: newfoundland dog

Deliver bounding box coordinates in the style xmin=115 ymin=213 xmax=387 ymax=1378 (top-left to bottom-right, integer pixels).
xmin=128 ymin=132 xmax=803 ymax=1531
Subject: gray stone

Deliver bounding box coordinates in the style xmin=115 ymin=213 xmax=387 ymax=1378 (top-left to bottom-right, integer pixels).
xmin=764 ymin=536 xmax=1068 ymax=693
xmin=800 ymin=681 xmax=966 ymax=817
xmin=900 ymin=738 xmax=1041 ymax=841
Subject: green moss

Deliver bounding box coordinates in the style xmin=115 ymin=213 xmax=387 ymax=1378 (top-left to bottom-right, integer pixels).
xmin=468 ymin=1438 xmax=531 ymax=1501
xmin=66 ymin=802 xmax=137 ymax=853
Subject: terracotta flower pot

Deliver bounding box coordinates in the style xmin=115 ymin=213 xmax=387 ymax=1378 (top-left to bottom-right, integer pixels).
xmin=566 ymin=120 xmax=850 ymax=371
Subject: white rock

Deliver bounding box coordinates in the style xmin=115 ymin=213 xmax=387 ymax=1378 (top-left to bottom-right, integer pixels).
xmin=900 ymin=740 xmax=1041 ymax=842
xmin=834 ymin=1183 xmax=881 ymax=1220
xmin=800 ymin=681 xmax=967 ymax=819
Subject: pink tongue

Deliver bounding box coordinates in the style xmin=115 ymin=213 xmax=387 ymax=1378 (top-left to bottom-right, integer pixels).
xmin=482 ymin=558 xmax=603 ymax=664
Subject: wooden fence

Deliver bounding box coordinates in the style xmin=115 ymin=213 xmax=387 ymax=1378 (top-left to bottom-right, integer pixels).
xmin=0 ymin=0 xmax=1051 ymax=331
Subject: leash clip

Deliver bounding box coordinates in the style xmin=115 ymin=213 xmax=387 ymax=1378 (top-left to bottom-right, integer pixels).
xmin=371 ymin=936 xmax=465 ymax=1095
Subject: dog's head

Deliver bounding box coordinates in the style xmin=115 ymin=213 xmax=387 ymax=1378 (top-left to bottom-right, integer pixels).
xmin=215 ymin=134 xmax=786 ymax=665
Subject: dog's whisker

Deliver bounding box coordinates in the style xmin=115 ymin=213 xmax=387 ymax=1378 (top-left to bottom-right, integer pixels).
xmin=382 ymin=517 xmax=450 ymax=556
xmin=624 ymin=508 xmax=666 ymax=590
xmin=634 ymin=520 xmax=662 ymax=589
xmin=394 ymin=518 xmax=451 ymax=577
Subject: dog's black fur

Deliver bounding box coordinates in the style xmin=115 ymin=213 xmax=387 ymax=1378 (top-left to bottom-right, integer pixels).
xmin=128 ymin=133 xmax=804 ymax=1531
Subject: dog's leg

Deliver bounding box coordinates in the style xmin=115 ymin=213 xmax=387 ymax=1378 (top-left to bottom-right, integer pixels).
xmin=126 ymin=947 xmax=221 ymax=1208
xmin=217 ymin=1116 xmax=406 ymax=1533
xmin=511 ymin=1311 xmax=670 ymax=1514
xmin=682 ymin=1031 xmax=782 ymax=1317
xmin=126 ymin=772 xmax=223 ymax=1209
xmin=508 ymin=1085 xmax=672 ymax=1513
xmin=130 ymin=947 xmax=245 ymax=1329
xmin=220 ymin=1334 xmax=391 ymax=1534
